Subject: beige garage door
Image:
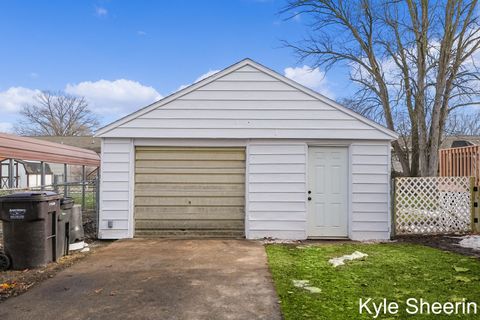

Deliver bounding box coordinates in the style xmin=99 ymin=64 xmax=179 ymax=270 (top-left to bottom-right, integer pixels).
xmin=134 ymin=147 xmax=245 ymax=238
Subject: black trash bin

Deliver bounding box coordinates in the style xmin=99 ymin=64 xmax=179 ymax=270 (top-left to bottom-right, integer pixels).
xmin=57 ymin=197 xmax=74 ymax=258
xmin=0 ymin=191 xmax=61 ymax=270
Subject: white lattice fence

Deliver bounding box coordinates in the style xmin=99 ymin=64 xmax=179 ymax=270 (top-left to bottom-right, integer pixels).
xmin=395 ymin=176 xmax=472 ymax=235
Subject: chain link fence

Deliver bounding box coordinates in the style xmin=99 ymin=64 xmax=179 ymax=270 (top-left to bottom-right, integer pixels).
xmin=0 ymin=179 xmax=99 ymax=242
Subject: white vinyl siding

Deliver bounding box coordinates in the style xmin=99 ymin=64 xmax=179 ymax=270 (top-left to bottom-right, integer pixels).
xmin=247 ymin=143 xmax=307 ymax=240
xmin=350 ymin=142 xmax=391 ymax=240
xmin=99 ymin=138 xmax=393 ymax=240
xmin=98 ymin=138 xmax=132 ymax=239
xmin=101 ymin=66 xmax=392 ymax=140
xmin=246 ymin=141 xmax=391 ymax=240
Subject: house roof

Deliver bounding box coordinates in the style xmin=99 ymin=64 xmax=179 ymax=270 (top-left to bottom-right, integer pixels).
xmin=396 ymin=135 xmax=480 ymax=151
xmin=30 ymin=136 xmax=101 ymax=154
xmin=95 ymin=58 xmax=399 ymax=140
xmin=0 ymin=133 xmax=101 ymax=166
xmin=17 ymin=160 xmax=54 ymax=175
xmin=443 ymin=135 xmax=480 ymax=148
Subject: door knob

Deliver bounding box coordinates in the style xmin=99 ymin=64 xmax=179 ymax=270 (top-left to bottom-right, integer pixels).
xmin=308 ymin=197 xmax=312 ymax=201
xmin=308 ymin=190 xmax=311 ymax=194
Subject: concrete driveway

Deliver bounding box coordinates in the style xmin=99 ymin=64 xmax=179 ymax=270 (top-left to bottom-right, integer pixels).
xmin=0 ymin=239 xmax=281 ymax=320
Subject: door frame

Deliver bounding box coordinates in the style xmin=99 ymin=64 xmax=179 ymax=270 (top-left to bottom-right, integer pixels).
xmin=306 ymin=144 xmax=351 ymax=239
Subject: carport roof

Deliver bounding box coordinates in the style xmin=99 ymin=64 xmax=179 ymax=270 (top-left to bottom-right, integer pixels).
xmin=0 ymin=132 xmax=100 ymax=166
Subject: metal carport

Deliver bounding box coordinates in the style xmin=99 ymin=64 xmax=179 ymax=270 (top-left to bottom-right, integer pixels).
xmin=0 ymin=132 xmax=100 ymax=189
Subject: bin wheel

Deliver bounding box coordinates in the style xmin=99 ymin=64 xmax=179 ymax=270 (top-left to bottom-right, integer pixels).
xmin=0 ymin=252 xmax=11 ymax=271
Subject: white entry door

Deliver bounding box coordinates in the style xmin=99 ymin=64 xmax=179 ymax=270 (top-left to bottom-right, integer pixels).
xmin=307 ymin=147 xmax=348 ymax=238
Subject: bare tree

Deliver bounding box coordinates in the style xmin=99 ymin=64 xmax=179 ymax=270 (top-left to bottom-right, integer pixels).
xmin=283 ymin=0 xmax=480 ymax=176
xmin=14 ymin=91 xmax=100 ymax=136
xmin=445 ymin=110 xmax=480 ymax=135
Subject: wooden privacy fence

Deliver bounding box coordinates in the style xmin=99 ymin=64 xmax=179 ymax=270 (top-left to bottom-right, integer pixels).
xmin=439 ymin=145 xmax=480 ymax=184
xmin=394 ymin=176 xmax=473 ymax=235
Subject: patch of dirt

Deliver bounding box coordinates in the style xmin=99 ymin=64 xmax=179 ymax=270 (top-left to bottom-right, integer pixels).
xmin=397 ymin=234 xmax=480 ymax=259
xmin=82 ymin=210 xmax=97 ymax=242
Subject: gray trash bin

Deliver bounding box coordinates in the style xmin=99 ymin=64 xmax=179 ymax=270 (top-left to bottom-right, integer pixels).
xmin=69 ymin=204 xmax=84 ymax=243
xmin=0 ymin=192 xmax=61 ymax=270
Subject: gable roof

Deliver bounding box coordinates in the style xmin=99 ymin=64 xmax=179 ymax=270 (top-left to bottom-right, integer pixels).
xmin=95 ymin=58 xmax=398 ymax=139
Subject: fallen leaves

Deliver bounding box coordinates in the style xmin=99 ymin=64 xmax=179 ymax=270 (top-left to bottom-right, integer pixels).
xmin=455 ymin=276 xmax=471 ymax=283
xmin=0 ymin=242 xmax=98 ymax=302
xmin=292 ymin=279 xmax=322 ymax=294
xmin=328 ymin=251 xmax=368 ymax=267
xmin=0 ymin=281 xmax=16 ymax=291
xmin=452 ymin=265 xmax=478 ymax=283
xmin=453 ymin=266 xmax=470 ymax=273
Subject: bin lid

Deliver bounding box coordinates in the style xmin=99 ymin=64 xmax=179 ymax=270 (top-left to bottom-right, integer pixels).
xmin=60 ymin=197 xmax=74 ymax=205
xmin=60 ymin=197 xmax=75 ymax=209
xmin=0 ymin=191 xmax=60 ymax=202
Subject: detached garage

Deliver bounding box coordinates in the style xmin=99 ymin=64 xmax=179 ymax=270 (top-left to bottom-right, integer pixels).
xmin=96 ymin=59 xmax=398 ymax=240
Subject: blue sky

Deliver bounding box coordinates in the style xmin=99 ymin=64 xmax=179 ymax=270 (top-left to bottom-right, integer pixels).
xmin=0 ymin=0 xmax=354 ymax=131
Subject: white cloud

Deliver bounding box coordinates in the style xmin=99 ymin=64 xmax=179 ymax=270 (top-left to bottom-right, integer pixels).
xmin=65 ymin=79 xmax=162 ymax=116
xmin=0 ymin=87 xmax=40 ymax=113
xmin=292 ymin=12 xmax=302 ymax=22
xmin=29 ymin=72 xmax=39 ymax=79
xmin=284 ymin=66 xmax=333 ymax=98
xmin=95 ymin=6 xmax=108 ymax=17
xmin=0 ymin=122 xmax=12 ymax=133
xmin=137 ymin=30 xmax=147 ymax=36
xmin=177 ymin=70 xmax=220 ymax=91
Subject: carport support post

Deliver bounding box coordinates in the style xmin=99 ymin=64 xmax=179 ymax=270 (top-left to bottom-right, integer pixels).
xmin=64 ymin=164 xmax=68 ymax=197
xmin=8 ymin=158 xmax=14 ymax=188
xmin=82 ymin=165 xmax=86 ymax=211
xmin=40 ymin=161 xmax=45 ymax=190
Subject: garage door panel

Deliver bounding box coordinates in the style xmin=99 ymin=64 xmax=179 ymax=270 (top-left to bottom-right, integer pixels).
xmin=136 ymin=159 xmax=245 ymax=168
xmin=135 ymin=208 xmax=245 ymax=220
xmin=135 ymin=206 xmax=244 ymax=215
xmin=135 ymin=219 xmax=245 ymax=230
xmin=135 ymin=173 xmax=245 ymax=184
xmin=135 ymin=183 xmax=244 ymax=192
xmin=134 ymin=147 xmax=245 ymax=237
xmin=135 ymin=189 xmax=244 ymax=197
xmin=135 ymin=149 xmax=245 ymax=161
xmin=135 ymin=167 xmax=245 ymax=174
xmin=135 ymin=196 xmax=245 ymax=206
xmin=136 ymin=147 xmax=243 ymax=152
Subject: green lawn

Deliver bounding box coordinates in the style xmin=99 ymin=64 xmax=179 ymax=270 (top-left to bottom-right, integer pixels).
xmin=266 ymin=243 xmax=480 ymax=320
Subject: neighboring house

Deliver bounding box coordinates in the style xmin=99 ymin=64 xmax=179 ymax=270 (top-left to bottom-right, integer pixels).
xmin=28 ymin=136 xmax=100 ymax=181
xmin=96 ymin=59 xmax=398 ymax=241
xmin=0 ymin=160 xmax=53 ymax=189
xmin=30 ymin=136 xmax=101 ymax=154
xmin=391 ymin=135 xmax=480 ymax=174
